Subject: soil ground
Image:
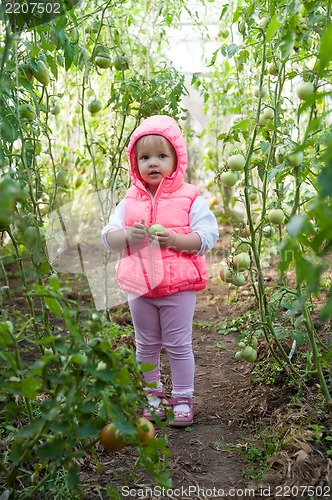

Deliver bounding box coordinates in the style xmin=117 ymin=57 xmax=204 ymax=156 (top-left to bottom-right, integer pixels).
xmin=78 ymin=225 xmax=332 ymax=499
xmin=1 ymin=223 xmax=332 ymax=499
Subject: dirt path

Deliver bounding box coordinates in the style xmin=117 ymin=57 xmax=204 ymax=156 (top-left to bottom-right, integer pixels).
xmin=3 ymin=228 xmax=330 ymax=499
xmin=82 ymin=283 xmax=255 ymax=499
xmin=80 ymin=231 xmax=332 ymax=499
xmin=80 ymin=234 xmax=268 ymax=499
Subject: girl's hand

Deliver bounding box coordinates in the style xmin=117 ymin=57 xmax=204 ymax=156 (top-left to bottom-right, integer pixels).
xmin=151 ymin=229 xmax=177 ymax=249
xmin=128 ymin=219 xmax=147 ymax=243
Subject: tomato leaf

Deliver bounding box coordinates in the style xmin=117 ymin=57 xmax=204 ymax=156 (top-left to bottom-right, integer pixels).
xmin=10 ymin=442 xmax=23 ymax=466
xmin=227 ymin=44 xmax=240 ymax=58
xmin=66 ymin=463 xmax=80 ymax=490
xmin=318 ymin=166 xmax=332 ymax=198
xmin=37 ymin=439 xmax=67 ymax=460
xmin=45 ymin=297 xmax=62 ymax=317
xmin=290 ymin=331 xmax=306 ymax=345
xmin=63 ymin=39 xmax=76 ymax=70
xmin=265 ymin=14 xmax=280 ymax=42
xmin=318 ymin=22 xmax=332 ymax=77
xmin=286 ymin=215 xmax=307 ymax=237
xmin=75 ymin=421 xmax=99 ymax=438
xmin=279 ymin=30 xmax=295 ymax=61
xmin=320 ymin=290 xmax=332 ymax=320
xmin=21 ymin=377 xmax=41 ymax=399
xmin=15 ymin=418 xmax=46 ymax=439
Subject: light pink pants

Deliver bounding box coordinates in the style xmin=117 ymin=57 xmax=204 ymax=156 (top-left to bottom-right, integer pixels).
xmin=128 ymin=290 xmax=196 ymax=397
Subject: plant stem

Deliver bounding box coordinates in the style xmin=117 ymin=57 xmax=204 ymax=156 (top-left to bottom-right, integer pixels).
xmin=242 ymin=33 xmax=303 ymax=379
xmin=302 ymin=300 xmax=332 ymax=409
xmin=6 ymin=227 xmax=38 ymax=338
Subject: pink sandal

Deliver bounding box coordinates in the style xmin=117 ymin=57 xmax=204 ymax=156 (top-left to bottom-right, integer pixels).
xmin=168 ymin=397 xmax=194 ymax=427
xmin=142 ymin=391 xmax=167 ymax=421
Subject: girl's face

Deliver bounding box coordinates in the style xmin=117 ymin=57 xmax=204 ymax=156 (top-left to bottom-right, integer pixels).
xmin=135 ymin=135 xmax=177 ymax=194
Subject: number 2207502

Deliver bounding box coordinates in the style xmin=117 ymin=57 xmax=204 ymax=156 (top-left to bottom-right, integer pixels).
xmin=275 ymin=485 xmax=330 ymax=497
xmin=3 ymin=1 xmax=61 ymax=15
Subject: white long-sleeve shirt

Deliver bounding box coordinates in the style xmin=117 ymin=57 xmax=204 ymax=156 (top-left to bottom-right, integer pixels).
xmin=101 ymin=194 xmax=219 ymax=256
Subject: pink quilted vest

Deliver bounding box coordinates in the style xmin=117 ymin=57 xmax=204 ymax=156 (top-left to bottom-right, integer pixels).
xmin=116 ymin=115 xmax=208 ymax=298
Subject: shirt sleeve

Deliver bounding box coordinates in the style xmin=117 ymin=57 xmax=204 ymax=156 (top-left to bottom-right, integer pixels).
xmin=101 ymin=199 xmax=126 ymax=251
xmin=190 ymin=196 xmax=219 ymax=256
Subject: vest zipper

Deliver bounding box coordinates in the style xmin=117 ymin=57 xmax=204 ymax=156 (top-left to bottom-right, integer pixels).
xmin=148 ymin=186 xmax=163 ymax=299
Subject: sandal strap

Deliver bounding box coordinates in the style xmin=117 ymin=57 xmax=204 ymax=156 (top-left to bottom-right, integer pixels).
xmin=147 ymin=390 xmax=166 ymax=399
xmin=168 ymin=397 xmax=192 ymax=407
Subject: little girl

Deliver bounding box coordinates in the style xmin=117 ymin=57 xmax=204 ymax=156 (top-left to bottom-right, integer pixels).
xmin=101 ymin=115 xmax=218 ymax=426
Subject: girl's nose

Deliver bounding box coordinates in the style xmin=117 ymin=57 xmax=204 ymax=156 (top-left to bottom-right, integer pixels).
xmin=149 ymin=157 xmax=158 ymax=166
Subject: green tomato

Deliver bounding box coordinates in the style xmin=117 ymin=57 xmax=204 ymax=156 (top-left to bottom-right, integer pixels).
xmin=20 ymin=63 xmax=34 ymax=82
xmin=231 ymin=272 xmax=246 ymax=286
xmin=0 ymin=213 xmax=11 ymax=231
xmin=248 ymin=189 xmax=258 ymax=202
xmin=95 ymin=44 xmax=110 ymax=56
xmin=50 ymin=103 xmax=61 ymax=115
xmin=253 ymin=86 xmax=267 ymax=97
xmin=296 ymin=81 xmax=314 ymax=100
xmin=73 ymin=174 xmax=84 ymax=188
xmin=268 ymin=209 xmax=284 ymax=225
xmin=263 ymin=107 xmax=274 ymax=120
xmin=227 ymin=153 xmax=246 ymax=171
xmin=241 ymin=345 xmax=257 ymax=362
xmin=257 ymin=17 xmax=269 ymax=28
xmin=113 ymin=55 xmax=129 ymax=71
xmin=233 ymin=252 xmax=250 ymax=271
xmin=262 ymin=225 xmax=275 ymax=237
xmin=267 ymin=63 xmax=278 ymax=76
xmin=95 ymin=55 xmax=112 ymax=68
xmin=220 ymin=170 xmax=238 ymax=187
xmin=241 ymin=225 xmax=251 ymax=238
xmin=147 ymin=224 xmax=166 ymax=236
xmin=238 ymin=341 xmax=246 ymax=349
xmin=219 ymin=29 xmax=229 ymax=39
xmin=19 ymin=104 xmax=36 ymax=121
xmin=259 ymin=114 xmax=270 ymax=126
xmin=287 ymin=150 xmax=303 ymax=167
xmin=236 ymin=240 xmax=250 ymax=253
xmin=87 ymin=99 xmax=102 ymax=114
xmin=219 ymin=265 xmax=233 ymax=283
xmin=250 ymin=336 xmax=259 ymax=348
xmin=235 ymin=351 xmax=244 ymax=361
xmin=246 ymin=349 xmax=257 ymax=363
xmin=275 ymin=145 xmax=287 ymax=164
xmin=33 ymin=60 xmax=50 ymax=86
xmin=0 ymin=175 xmax=26 ymax=202
xmin=56 ymin=170 xmax=67 ymax=186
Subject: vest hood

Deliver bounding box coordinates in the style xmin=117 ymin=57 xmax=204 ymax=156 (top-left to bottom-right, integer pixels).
xmin=127 ymin=115 xmax=188 ymax=193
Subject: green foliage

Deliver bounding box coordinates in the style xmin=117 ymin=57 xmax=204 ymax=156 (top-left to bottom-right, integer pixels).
xmin=0 ymin=0 xmax=191 ymax=495
xmin=1 ymin=0 xmax=332 ymax=491
xmin=192 ymin=0 xmax=332 ymax=407
xmin=0 ymin=287 xmax=170 ymax=496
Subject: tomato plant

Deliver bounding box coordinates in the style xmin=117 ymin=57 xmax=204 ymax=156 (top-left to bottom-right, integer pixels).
xmin=1 ymin=0 xmax=332 ymax=495
xmin=0 ymin=0 xmax=187 ymax=495
xmin=194 ymin=0 xmax=332 ymax=408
